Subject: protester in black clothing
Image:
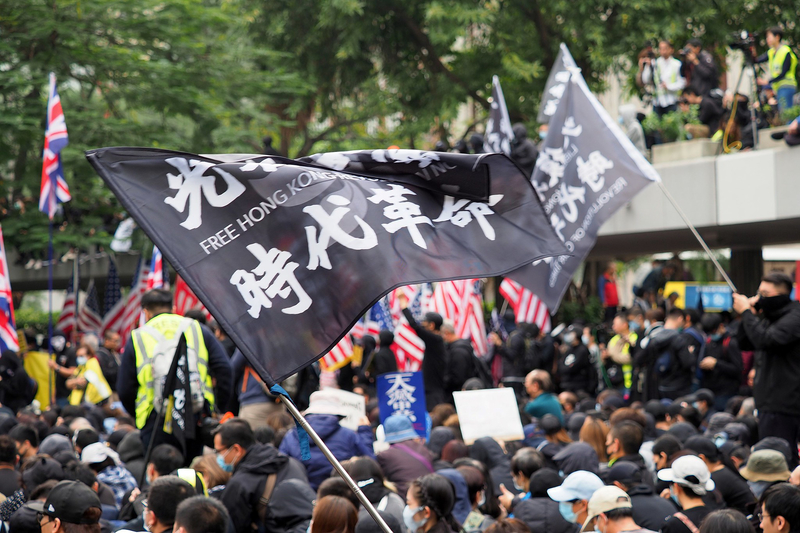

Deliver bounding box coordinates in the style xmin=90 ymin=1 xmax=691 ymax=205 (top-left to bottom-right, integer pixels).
xmin=0 ymin=436 xmax=20 ymax=498
xmin=510 ymin=123 xmax=539 ymax=178
xmin=262 ymin=135 xmax=282 ymax=157
xmin=681 ymin=88 xmax=725 ymax=138
xmin=95 ymin=331 xmax=121 ymax=392
xmin=501 ymin=323 xmax=542 ymax=379
xmin=469 ymin=133 xmax=485 ymax=154
xmin=605 ymin=422 xmax=651 ymax=488
xmin=660 ymin=309 xmax=698 ymax=400
xmin=400 ymin=294 xmax=446 ymax=410
xmin=758 ymin=483 xmax=800 ymax=533
xmin=699 ymin=314 xmax=744 ymax=412
xmin=440 ymin=321 xmax=477 ymax=402
xmin=607 ymin=461 xmax=676 ymax=532
xmin=683 ymin=436 xmax=755 ymax=515
xmin=681 ymin=39 xmax=719 ymax=96
xmin=658 ymin=455 xmax=715 ymax=533
xmin=734 ymin=273 xmax=800 ymax=468
xmin=372 ymin=330 xmax=398 ymax=377
xmin=558 ymin=326 xmax=596 ymax=395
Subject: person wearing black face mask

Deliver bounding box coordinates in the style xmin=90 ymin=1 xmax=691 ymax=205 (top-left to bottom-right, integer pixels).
xmin=733 ymin=272 xmax=800 ymax=469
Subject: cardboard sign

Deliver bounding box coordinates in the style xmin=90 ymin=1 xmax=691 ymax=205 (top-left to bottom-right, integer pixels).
xmin=453 ymin=388 xmax=524 ymax=445
xmin=319 ymin=387 xmax=366 ymax=431
xmin=377 ymin=371 xmax=428 ymax=439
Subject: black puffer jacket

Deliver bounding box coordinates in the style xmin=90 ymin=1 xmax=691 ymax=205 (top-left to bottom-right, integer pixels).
xmin=627 ymin=483 xmax=677 ymax=532
xmin=738 ymin=301 xmax=800 ymax=416
xmin=220 ymin=443 xmax=308 ymax=533
xmin=512 ymin=469 xmax=578 ymax=533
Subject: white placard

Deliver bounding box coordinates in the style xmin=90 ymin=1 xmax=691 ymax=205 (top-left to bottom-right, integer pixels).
xmin=453 ymin=388 xmax=524 ymax=445
xmin=321 ymin=388 xmax=366 ymax=431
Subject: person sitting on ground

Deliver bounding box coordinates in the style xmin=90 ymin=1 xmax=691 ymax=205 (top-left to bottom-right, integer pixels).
xmin=757 ymin=483 xmax=800 ymax=533
xmin=581 ymin=485 xmax=657 ymax=533
xmin=523 ymin=370 xmax=563 ymax=423
xmin=404 ymin=474 xmax=462 ymax=533
xmin=377 ymin=415 xmax=435 ymax=499
xmin=137 ymin=476 xmax=195 ymax=533
xmin=657 ymin=455 xmax=715 ymax=533
xmin=80 ymin=442 xmax=138 ymax=508
xmin=683 ymin=436 xmax=754 ymax=514
xmin=173 ymin=496 xmax=230 ymax=533
xmin=547 ymin=470 xmax=605 ymax=527
xmin=30 ymin=480 xmax=103 ymax=533
xmin=698 ymin=509 xmax=756 ymax=533
xmin=312 ymin=495 xmax=358 ymax=533
xmin=607 ymin=461 xmax=676 ymax=532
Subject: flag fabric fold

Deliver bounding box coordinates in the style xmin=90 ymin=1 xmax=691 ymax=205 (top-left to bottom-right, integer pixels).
xmin=499 ymin=278 xmax=551 ymax=332
xmin=86 ymin=147 xmax=567 ymax=385
xmin=483 ymin=75 xmax=515 ymax=155
xmin=77 ymin=280 xmax=103 ymax=334
xmin=537 ymin=43 xmax=579 ymax=124
xmin=0 ymin=225 xmax=18 ymax=352
xmin=120 ymin=258 xmax=150 ymax=345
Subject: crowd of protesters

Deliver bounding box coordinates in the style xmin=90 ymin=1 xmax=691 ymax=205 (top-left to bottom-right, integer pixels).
xmin=0 ymin=262 xmax=798 ymax=533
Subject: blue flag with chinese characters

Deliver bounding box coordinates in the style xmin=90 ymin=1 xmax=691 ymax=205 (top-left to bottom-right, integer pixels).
xmin=87 ymin=148 xmax=567 ymax=385
xmin=377 ymin=371 xmax=428 ymax=440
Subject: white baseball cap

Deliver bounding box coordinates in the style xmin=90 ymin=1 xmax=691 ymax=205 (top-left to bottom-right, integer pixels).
xmin=657 ymin=455 xmax=715 ymax=494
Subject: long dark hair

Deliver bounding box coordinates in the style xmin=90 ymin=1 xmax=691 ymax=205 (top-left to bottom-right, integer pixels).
xmin=410 ymin=474 xmax=462 ymax=532
xmin=698 ymin=509 xmax=755 ymax=533
xmin=312 ymin=495 xmax=358 ymax=533
xmin=452 ymin=458 xmax=501 ymax=518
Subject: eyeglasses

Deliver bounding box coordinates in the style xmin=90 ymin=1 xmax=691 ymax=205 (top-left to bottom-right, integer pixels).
xmin=37 ymin=512 xmax=55 ymax=526
xmin=756 ymin=510 xmax=771 ymax=522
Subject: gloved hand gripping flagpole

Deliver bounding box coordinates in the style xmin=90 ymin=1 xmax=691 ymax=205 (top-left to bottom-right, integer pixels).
xmin=277 ymin=391 xmax=394 ymax=533
xmin=657 ymin=181 xmax=737 ymax=293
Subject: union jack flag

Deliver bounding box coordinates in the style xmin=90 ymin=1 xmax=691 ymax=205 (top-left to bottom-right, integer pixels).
xmin=77 ymin=280 xmax=103 ymax=334
xmin=56 ymin=261 xmax=78 ymax=336
xmin=146 ymin=245 xmax=169 ymax=290
xmin=0 ymin=226 xmax=18 ymax=352
xmin=102 ymin=258 xmax=125 ymax=335
xmin=39 ymin=73 xmax=70 ymax=219
xmin=499 ymin=278 xmax=551 ymax=332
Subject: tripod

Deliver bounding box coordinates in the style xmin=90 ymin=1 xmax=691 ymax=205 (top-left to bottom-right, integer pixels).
xmin=726 ymin=52 xmax=761 ymax=151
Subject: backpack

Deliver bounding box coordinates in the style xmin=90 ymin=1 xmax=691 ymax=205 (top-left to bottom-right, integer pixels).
xmin=135 ymin=317 xmax=205 ymax=414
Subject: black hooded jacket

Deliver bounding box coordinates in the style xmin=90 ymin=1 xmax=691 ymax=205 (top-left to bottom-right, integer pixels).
xmin=373 ymin=331 xmax=398 ymax=377
xmin=626 ymin=483 xmax=677 ymax=531
xmin=470 ymin=438 xmax=517 ymax=497
xmin=512 ymin=469 xmax=579 ymax=533
xmin=738 ymin=301 xmax=800 ymax=416
xmin=220 ymin=443 xmax=308 ymax=533
xmin=445 ymin=339 xmax=476 ymax=398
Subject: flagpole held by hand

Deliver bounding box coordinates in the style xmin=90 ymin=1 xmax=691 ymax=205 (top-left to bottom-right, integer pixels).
xmin=277 ymin=389 xmax=394 ymax=533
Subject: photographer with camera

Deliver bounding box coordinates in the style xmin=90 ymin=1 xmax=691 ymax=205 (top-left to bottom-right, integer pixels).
xmin=679 ymin=87 xmax=725 ymax=138
xmin=641 ymin=40 xmax=686 ymax=117
xmin=754 ymin=26 xmax=798 ymax=113
xmin=680 ymin=39 xmax=719 ymax=97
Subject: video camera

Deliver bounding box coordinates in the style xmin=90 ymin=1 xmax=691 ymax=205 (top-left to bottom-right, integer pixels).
xmin=729 ymin=30 xmax=758 ymax=51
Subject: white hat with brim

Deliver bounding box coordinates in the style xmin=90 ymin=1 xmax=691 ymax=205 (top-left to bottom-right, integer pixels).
xmin=657 ymin=455 xmax=715 ymax=494
xmin=547 ymin=470 xmax=605 ymax=502
xmin=304 ymin=390 xmax=349 ymax=417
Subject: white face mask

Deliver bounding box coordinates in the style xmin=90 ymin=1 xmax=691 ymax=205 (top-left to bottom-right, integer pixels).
xmin=477 ymin=491 xmax=486 ymax=507
xmin=403 ymin=506 xmax=428 ymax=533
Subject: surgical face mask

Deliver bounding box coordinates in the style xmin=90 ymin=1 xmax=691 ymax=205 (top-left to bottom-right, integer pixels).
xmin=477 ymin=491 xmax=486 ymax=507
xmin=539 ymin=131 xmax=547 ymax=140
xmin=629 ymin=320 xmax=639 ymax=331
xmin=711 ymin=333 xmax=723 ymax=342
xmin=76 ymin=356 xmax=88 ymax=366
xmin=403 ymin=506 xmax=428 ymax=533
xmin=670 ymin=485 xmax=680 ymax=506
xmin=581 ymin=335 xmax=591 ymax=345
xmin=513 ymin=478 xmax=525 ymax=492
xmin=644 ymin=320 xmax=651 ymax=329
xmin=563 ymin=332 xmax=576 ymax=345
xmin=142 ymin=510 xmax=151 ymax=532
xmin=692 ymin=401 xmax=701 ymax=410
xmin=216 ymin=448 xmax=235 ymax=473
xmin=617 ymin=116 xmax=625 ymax=125
xmin=559 ymin=502 xmax=577 ymax=523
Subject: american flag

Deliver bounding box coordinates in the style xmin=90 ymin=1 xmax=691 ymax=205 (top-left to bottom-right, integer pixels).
xmin=391 ymin=286 xmax=427 ymax=371
xmin=320 ymin=334 xmax=354 ymax=372
xmin=101 ymin=258 xmax=125 ymax=335
xmin=499 ymin=278 xmax=551 ymax=332
xmin=146 ymin=245 xmax=169 ymax=290
xmin=56 ymin=261 xmax=78 ymax=336
xmin=119 ymin=258 xmax=150 ymax=347
xmin=430 ymin=280 xmax=488 ymax=356
xmin=77 ymin=280 xmax=103 ymax=334
xmin=174 ymin=276 xmax=212 ymax=321
xmin=366 ymin=297 xmax=395 ymax=337
xmin=349 ymin=319 xmax=367 ymax=341
xmin=39 ymin=73 xmax=71 ymax=219
xmin=0 ymin=225 xmax=18 ymax=352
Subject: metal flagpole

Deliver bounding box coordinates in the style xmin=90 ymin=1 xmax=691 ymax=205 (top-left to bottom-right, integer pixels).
xmin=657 ymin=181 xmax=737 ymax=292
xmin=278 ymin=392 xmax=394 ymax=533
xmin=47 ymin=221 xmax=54 ymax=406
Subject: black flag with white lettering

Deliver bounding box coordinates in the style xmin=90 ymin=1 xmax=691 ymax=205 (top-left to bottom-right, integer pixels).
xmin=483 ymin=75 xmax=515 ymax=155
xmin=87 ymin=148 xmax=567 ymax=385
xmin=537 ymin=43 xmax=578 ymax=124
xmin=508 ymin=70 xmax=660 ymax=311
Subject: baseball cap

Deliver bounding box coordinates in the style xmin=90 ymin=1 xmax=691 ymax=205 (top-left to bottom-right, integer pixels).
xmin=657 ymin=455 xmax=715 ymax=494
xmin=581 ymin=486 xmax=632 ymax=532
xmin=547 ymin=470 xmax=604 ymax=502
xmin=606 ymin=461 xmax=643 ymax=486
xmin=29 ymin=480 xmax=101 ymax=524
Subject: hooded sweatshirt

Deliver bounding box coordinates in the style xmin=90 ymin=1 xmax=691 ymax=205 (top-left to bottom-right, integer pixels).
xmin=221 ymin=443 xmax=308 ymax=533
xmin=619 ymin=105 xmax=646 ymax=155
xmin=279 ymin=414 xmax=374 ymax=490
xmin=469 ymin=438 xmax=518 ymax=497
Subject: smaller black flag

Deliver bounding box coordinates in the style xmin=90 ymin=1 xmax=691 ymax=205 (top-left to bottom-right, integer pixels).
xmin=160 ymin=335 xmax=195 ymax=455
xmin=483 ymin=75 xmax=515 ymax=155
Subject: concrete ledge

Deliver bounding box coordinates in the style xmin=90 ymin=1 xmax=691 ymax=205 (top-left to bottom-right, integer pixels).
xmin=651 ymin=139 xmax=719 ymax=164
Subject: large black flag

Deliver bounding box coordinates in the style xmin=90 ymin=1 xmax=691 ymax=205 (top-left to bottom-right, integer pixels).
xmin=87 ymin=148 xmax=567 ymax=385
xmin=483 ymin=75 xmax=515 ymax=155
xmin=508 ymin=69 xmax=660 ymax=310
xmin=537 ymin=43 xmax=578 ymax=124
